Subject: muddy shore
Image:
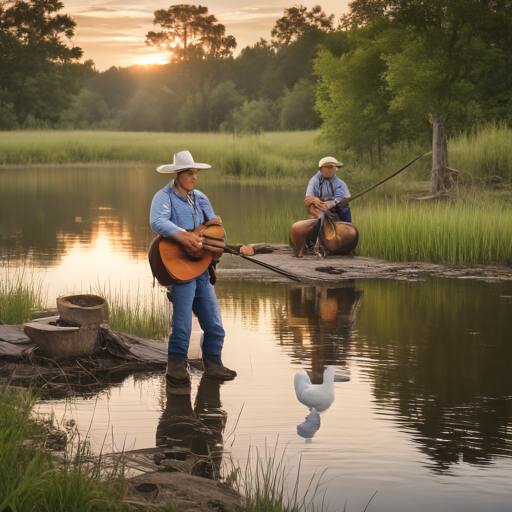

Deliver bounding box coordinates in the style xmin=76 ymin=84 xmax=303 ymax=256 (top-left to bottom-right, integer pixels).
xmin=219 ymin=244 xmax=512 ymax=283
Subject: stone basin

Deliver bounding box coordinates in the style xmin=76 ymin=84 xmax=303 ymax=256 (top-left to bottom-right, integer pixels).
xmin=57 ymin=294 xmax=109 ymax=326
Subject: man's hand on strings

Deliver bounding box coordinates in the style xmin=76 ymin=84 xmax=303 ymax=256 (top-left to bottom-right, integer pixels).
xmin=174 ymin=231 xmax=203 ymax=254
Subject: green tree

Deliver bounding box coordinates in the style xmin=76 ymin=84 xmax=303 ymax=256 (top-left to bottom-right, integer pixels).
xmin=58 ymin=89 xmax=110 ymax=129
xmin=315 ymin=25 xmax=418 ymax=163
xmin=119 ymin=90 xmax=165 ymax=132
xmin=0 ymin=0 xmax=84 ymax=124
xmin=146 ymin=4 xmax=237 ymax=60
xmin=341 ymin=0 xmax=512 ymax=194
xmin=231 ymin=39 xmax=276 ymax=100
xmin=280 ymin=80 xmax=321 ymax=130
xmin=89 ymin=66 xmax=139 ymax=110
xmin=222 ymin=99 xmax=277 ymax=134
xmin=179 ymin=80 xmax=244 ymax=131
xmin=271 ymin=4 xmax=334 ymax=46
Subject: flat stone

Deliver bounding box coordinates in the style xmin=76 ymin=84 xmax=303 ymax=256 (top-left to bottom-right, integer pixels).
xmin=128 ymin=472 xmax=241 ymax=512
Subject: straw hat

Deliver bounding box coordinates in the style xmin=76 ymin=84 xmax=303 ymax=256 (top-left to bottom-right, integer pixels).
xmin=157 ymin=150 xmax=211 ymax=174
xmin=319 ymin=156 xmax=344 ymax=168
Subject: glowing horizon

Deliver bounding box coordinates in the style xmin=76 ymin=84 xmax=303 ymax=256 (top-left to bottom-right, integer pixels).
xmin=63 ymin=0 xmax=351 ymax=70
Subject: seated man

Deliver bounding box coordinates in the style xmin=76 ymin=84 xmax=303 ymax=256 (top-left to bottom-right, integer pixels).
xmin=305 ymin=156 xmax=351 ymax=222
xmin=302 ymin=156 xmax=351 ymax=253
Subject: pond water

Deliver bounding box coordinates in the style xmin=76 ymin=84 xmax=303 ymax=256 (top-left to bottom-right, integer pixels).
xmin=2 ymin=165 xmax=512 ymax=512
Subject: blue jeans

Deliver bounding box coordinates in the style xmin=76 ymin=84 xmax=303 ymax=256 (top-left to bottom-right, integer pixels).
xmin=335 ymin=205 xmax=352 ymax=223
xmin=168 ymin=270 xmax=225 ymax=359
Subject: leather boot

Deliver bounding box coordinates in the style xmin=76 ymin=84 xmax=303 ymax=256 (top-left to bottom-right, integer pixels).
xmin=203 ymin=354 xmax=237 ymax=380
xmin=166 ymin=357 xmax=191 ymax=393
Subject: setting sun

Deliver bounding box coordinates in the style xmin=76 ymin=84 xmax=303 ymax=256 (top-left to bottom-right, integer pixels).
xmin=135 ymin=52 xmax=170 ymax=66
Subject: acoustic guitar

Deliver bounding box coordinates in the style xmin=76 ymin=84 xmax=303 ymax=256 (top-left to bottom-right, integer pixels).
xmin=149 ymin=219 xmax=226 ymax=286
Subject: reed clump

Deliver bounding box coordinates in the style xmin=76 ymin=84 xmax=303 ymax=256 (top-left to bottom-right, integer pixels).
xmin=94 ymin=283 xmax=171 ymax=340
xmin=228 ymin=445 xmax=327 ymax=512
xmin=0 ymin=266 xmax=46 ymax=325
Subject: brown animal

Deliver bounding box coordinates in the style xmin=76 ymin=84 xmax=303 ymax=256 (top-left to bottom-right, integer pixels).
xmin=291 ymin=215 xmax=358 ymax=258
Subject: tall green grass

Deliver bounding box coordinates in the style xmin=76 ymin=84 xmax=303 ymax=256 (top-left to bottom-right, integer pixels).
xmin=354 ymin=191 xmax=512 ymax=266
xmin=230 ymin=446 xmax=327 ymax=512
xmin=2 ymin=124 xmax=512 ymax=185
xmin=0 ymin=387 xmax=130 ymax=512
xmin=0 ymin=131 xmax=336 ymax=180
xmin=94 ymin=283 xmax=171 ymax=340
xmin=0 ymin=267 xmax=46 ymax=324
xmin=450 ymin=122 xmax=512 ymax=182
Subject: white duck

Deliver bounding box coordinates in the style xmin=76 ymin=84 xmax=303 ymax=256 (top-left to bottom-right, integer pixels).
xmin=294 ymin=367 xmax=335 ymax=413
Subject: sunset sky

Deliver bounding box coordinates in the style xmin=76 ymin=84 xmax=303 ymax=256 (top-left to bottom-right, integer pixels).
xmin=62 ymin=0 xmax=352 ymax=69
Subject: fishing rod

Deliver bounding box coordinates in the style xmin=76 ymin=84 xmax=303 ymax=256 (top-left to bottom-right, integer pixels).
xmin=202 ymin=240 xmax=303 ymax=282
xmin=323 ymin=152 xmax=431 ymax=210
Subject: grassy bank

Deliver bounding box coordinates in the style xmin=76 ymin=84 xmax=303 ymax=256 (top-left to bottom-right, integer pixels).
xmin=0 ymin=387 xmax=130 ymax=511
xmin=354 ymin=191 xmax=512 ymax=267
xmin=450 ymin=122 xmax=512 ymax=182
xmin=1 ymin=387 xmax=320 ymax=512
xmin=0 ymin=131 xmax=337 ymax=181
xmin=2 ymin=124 xmax=512 ymax=183
xmin=0 ymin=267 xmax=170 ymax=340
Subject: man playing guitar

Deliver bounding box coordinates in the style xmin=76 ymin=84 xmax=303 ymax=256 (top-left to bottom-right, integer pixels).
xmin=150 ymin=150 xmax=236 ymax=392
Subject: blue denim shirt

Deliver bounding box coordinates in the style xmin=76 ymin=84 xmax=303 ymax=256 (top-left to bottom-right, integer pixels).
xmin=149 ymin=180 xmax=217 ymax=238
xmin=306 ymin=171 xmax=350 ymax=201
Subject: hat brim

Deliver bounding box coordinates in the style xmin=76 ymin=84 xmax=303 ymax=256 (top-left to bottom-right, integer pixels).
xmin=319 ymin=162 xmax=344 ymax=169
xmin=157 ymin=163 xmax=211 ymax=174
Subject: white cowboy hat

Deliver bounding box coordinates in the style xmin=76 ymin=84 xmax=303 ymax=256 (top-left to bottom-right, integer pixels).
xmin=318 ymin=156 xmax=344 ymax=168
xmin=157 ymin=150 xmax=212 ymax=174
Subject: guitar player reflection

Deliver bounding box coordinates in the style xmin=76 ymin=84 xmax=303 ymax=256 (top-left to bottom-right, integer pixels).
xmin=156 ymin=375 xmax=227 ymax=479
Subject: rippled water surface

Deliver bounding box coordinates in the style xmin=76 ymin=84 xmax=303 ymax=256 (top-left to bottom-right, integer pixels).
xmin=2 ymin=165 xmax=512 ymax=512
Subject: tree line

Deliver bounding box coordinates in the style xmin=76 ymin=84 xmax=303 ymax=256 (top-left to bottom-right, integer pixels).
xmin=2 ymin=1 xmax=512 ymax=192
xmin=0 ymin=2 xmax=331 ymax=133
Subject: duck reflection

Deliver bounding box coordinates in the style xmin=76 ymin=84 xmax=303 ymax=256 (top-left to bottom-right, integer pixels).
xmin=294 ymin=367 xmax=336 ymax=441
xmin=156 ymin=375 xmax=227 ymax=479
xmin=297 ymin=409 xmax=321 ymax=439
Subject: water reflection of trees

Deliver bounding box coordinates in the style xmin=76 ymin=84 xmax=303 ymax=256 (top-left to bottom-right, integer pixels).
xmin=217 ymin=278 xmax=512 ymax=472
xmin=357 ymin=278 xmax=512 ymax=473
xmin=0 ymin=167 xmax=304 ymax=265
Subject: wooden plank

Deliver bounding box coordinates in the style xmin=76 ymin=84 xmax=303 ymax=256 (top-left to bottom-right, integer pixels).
xmin=0 ymin=325 xmax=31 ymax=344
xmin=0 ymin=340 xmax=32 ymax=359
